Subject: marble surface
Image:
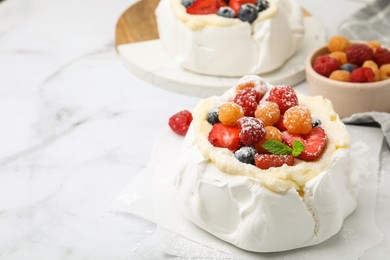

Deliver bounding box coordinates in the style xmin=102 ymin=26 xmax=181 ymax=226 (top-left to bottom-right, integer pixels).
xmin=0 ymin=0 xmax=388 ymax=259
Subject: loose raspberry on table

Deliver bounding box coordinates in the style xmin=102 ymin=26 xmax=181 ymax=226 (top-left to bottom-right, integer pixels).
xmin=373 ymin=47 xmax=390 ymax=67
xmin=168 ymin=110 xmax=193 ymax=136
xmin=234 ymin=88 xmax=260 ymax=117
xmin=329 ymin=70 xmax=351 ymax=82
xmin=313 ymin=55 xmax=341 ymax=77
xmin=237 ymin=117 xmax=266 ymax=146
xmin=266 ymin=85 xmax=298 ymax=114
xmin=327 ymin=35 xmax=350 ymax=52
xmin=350 ymin=67 xmax=376 ymax=83
xmin=346 ymin=44 xmax=374 ymax=66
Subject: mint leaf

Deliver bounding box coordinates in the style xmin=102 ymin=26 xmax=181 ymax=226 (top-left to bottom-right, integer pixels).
xmin=262 ymin=140 xmax=292 ymax=155
xmin=292 ymin=140 xmax=305 ymax=157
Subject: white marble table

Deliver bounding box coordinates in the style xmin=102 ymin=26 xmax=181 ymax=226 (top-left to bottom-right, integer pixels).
xmin=0 ymin=0 xmax=388 ymax=259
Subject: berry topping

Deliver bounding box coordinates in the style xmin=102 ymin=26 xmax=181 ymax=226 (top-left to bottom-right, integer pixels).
xmin=327 ymin=35 xmax=350 ymax=52
xmin=182 ymin=0 xmax=195 ymax=8
xmin=313 ymin=55 xmax=341 ymax=77
xmin=207 ymin=108 xmax=220 ymax=125
xmin=255 ymin=154 xmax=294 ymax=170
xmin=229 ymin=0 xmax=256 ymax=15
xmin=218 ymin=102 xmax=244 ymax=126
xmin=208 ymin=123 xmax=241 ymax=151
xmin=329 ymin=70 xmax=351 ymax=82
xmin=311 ymin=115 xmax=321 ymax=127
xmin=238 ymin=4 xmax=258 ymax=23
xmin=266 ymin=85 xmax=298 ymax=114
xmin=256 ymin=0 xmax=269 ymax=12
xmin=379 ymin=64 xmax=390 ymax=81
xmin=187 ymin=0 xmax=227 ymax=15
xmin=346 ymin=44 xmax=374 ymax=66
xmin=234 ymin=146 xmax=257 ymax=164
xmin=255 ymin=126 xmax=282 ymax=154
xmin=217 ymin=6 xmax=236 ymax=18
xmin=283 ymin=106 xmax=312 ymax=134
xmin=234 ymin=88 xmax=260 ymax=117
xmin=168 ymin=110 xmax=193 ymax=136
xmin=254 ymin=101 xmax=280 ymax=126
xmin=373 ymin=47 xmax=390 ymax=67
xmin=237 ymin=117 xmax=266 ymax=146
xmin=235 ymin=75 xmax=268 ymax=96
xmin=274 ymin=114 xmax=287 ymax=131
xmin=282 ymin=127 xmax=327 ymax=161
xmin=340 ymin=63 xmax=355 ymax=73
xmin=350 ymin=67 xmax=375 ymax=83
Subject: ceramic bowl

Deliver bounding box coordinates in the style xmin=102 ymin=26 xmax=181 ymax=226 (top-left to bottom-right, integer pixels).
xmin=305 ymin=44 xmax=390 ymax=118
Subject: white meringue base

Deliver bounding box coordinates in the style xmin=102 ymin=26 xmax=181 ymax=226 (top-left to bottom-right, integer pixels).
xmin=155 ymin=0 xmax=305 ymax=77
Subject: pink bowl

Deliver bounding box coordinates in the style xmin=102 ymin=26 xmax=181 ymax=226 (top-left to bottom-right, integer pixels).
xmin=305 ymin=44 xmax=390 ymax=118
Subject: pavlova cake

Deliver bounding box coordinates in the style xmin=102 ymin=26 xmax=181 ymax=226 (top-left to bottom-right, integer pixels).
xmin=169 ymin=75 xmax=358 ymax=252
xmin=156 ymin=0 xmax=305 ymax=76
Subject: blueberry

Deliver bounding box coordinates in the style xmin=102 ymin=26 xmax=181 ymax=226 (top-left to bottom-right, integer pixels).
xmin=234 ymin=146 xmax=257 ymax=165
xmin=340 ymin=63 xmax=355 ymax=73
xmin=256 ymin=0 xmax=269 ymax=12
xmin=207 ymin=109 xmax=220 ymax=125
xmin=238 ymin=4 xmax=258 ymax=23
xmin=217 ymin=6 xmax=236 ymax=19
xmin=182 ymin=0 xmax=194 ymax=8
xmin=312 ymin=114 xmax=321 ymax=127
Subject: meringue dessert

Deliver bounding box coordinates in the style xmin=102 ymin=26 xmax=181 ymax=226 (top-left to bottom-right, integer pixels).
xmin=155 ymin=0 xmax=305 ymax=77
xmin=174 ymin=75 xmax=358 ymax=252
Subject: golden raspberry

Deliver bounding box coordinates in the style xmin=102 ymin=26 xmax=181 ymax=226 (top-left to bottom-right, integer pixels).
xmin=379 ymin=64 xmax=390 ymax=81
xmin=283 ymin=106 xmax=312 ymax=134
xmin=363 ymin=60 xmax=380 ymax=81
xmin=329 ymin=70 xmax=351 ymax=82
xmin=329 ymin=51 xmax=348 ymax=64
xmin=255 ymin=126 xmax=283 ymax=154
xmin=218 ymin=102 xmax=244 ymax=126
xmin=254 ymin=101 xmax=280 ymax=126
xmin=328 ymin=35 xmax=350 ymax=52
xmin=367 ymin=40 xmax=381 ymax=53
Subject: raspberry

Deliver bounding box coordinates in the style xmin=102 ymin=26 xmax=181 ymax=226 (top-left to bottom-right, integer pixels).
xmin=362 ymin=60 xmax=380 ymax=81
xmin=255 ymin=154 xmax=294 ymax=170
xmin=350 ymin=67 xmax=375 ymax=83
xmin=379 ymin=64 xmax=390 ymax=81
xmin=329 ymin=51 xmax=348 ymax=65
xmin=235 ymin=75 xmax=268 ymax=96
xmin=327 ymin=35 xmax=350 ymax=52
xmin=313 ymin=55 xmax=341 ymax=77
xmin=168 ymin=110 xmax=193 ymax=136
xmin=266 ymin=85 xmax=298 ymax=114
xmin=367 ymin=40 xmax=381 ymax=53
xmin=254 ymin=101 xmax=280 ymax=126
xmin=283 ymin=106 xmax=312 ymax=135
xmin=237 ymin=117 xmax=266 ymax=146
xmin=373 ymin=47 xmax=390 ymax=67
xmin=255 ymin=126 xmax=282 ymax=154
xmin=274 ymin=114 xmax=287 ymax=131
xmin=346 ymin=44 xmax=374 ymax=66
xmin=329 ymin=70 xmax=351 ymax=82
xmin=234 ymin=88 xmax=260 ymax=116
xmin=218 ymin=102 xmax=244 ymax=126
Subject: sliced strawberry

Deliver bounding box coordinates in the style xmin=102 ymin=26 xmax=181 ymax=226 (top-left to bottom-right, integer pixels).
xmin=208 ymin=123 xmax=241 ymax=151
xmin=255 ymin=154 xmax=294 ymax=170
xmin=282 ymin=127 xmax=327 ymax=161
xmin=229 ymin=0 xmax=256 ymax=14
xmin=187 ymin=0 xmax=227 ymax=15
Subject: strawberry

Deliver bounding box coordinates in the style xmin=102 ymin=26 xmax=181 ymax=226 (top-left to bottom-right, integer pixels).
xmin=168 ymin=110 xmax=193 ymax=136
xmin=255 ymin=154 xmax=294 ymax=170
xmin=208 ymin=123 xmax=241 ymax=151
xmin=282 ymin=127 xmax=327 ymax=161
xmin=187 ymin=0 xmax=227 ymax=15
xmin=229 ymin=0 xmax=256 ymax=14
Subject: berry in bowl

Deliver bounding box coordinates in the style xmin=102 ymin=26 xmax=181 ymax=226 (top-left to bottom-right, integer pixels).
xmin=305 ymin=35 xmax=390 ymax=118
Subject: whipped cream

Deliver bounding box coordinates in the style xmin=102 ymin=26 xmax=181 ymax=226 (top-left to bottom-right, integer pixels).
xmin=155 ymin=0 xmax=305 ymax=76
xmin=175 ymin=79 xmax=358 ymax=252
